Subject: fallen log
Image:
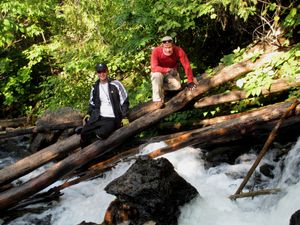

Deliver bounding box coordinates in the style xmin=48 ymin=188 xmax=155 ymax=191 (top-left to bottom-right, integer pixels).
xmin=194 ymin=77 xmax=300 ymax=108
xmin=0 ymin=134 xmax=81 ymax=186
xmin=147 ymin=101 xmax=300 ymax=157
xmin=127 ymin=101 xmax=161 ymax=122
xmin=0 ymin=126 xmax=35 ymax=139
xmin=156 ymin=111 xmax=253 ymax=133
xmin=0 ymin=50 xmax=283 ymax=210
xmin=21 ymin=100 xmax=300 ymax=204
xmin=157 ymin=77 xmax=300 ymax=132
xmin=149 ymin=102 xmax=300 ymax=148
xmin=229 ymin=188 xmax=281 ymax=200
xmin=0 ymin=117 xmax=30 ymax=129
xmin=0 ymin=122 xmax=83 ymax=140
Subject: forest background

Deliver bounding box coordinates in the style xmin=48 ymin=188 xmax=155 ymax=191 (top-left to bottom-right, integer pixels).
xmin=0 ymin=0 xmax=299 ymax=126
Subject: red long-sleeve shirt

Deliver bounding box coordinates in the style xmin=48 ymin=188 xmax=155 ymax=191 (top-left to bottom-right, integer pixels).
xmin=150 ymin=45 xmax=194 ymax=83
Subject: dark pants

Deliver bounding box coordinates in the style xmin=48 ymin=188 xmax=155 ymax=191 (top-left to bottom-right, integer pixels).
xmin=80 ymin=117 xmax=117 ymax=148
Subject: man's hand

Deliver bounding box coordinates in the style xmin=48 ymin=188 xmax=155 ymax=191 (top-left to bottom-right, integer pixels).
xmin=187 ymin=82 xmax=197 ymax=90
xmin=168 ymin=68 xmax=177 ymax=75
xmin=122 ymin=118 xmax=129 ymax=126
xmin=83 ymin=114 xmax=90 ymax=124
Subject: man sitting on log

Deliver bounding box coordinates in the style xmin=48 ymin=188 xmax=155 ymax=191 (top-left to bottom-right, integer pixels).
xmin=77 ymin=63 xmax=129 ymax=148
xmin=150 ymin=35 xmax=198 ymax=109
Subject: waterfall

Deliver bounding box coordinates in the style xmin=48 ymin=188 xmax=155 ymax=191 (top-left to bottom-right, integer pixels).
xmin=5 ymin=137 xmax=300 ymax=225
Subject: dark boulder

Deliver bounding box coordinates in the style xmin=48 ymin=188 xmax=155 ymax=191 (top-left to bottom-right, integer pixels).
xmin=290 ymin=210 xmax=300 ymax=225
xmin=77 ymin=221 xmax=100 ymax=225
xmin=30 ymin=107 xmax=83 ymax=152
xmin=259 ymin=163 xmax=275 ymax=178
xmin=104 ymin=156 xmax=199 ymax=225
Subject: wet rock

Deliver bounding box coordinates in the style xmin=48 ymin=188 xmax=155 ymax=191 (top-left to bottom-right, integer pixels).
xmin=29 ymin=131 xmax=60 ymax=153
xmin=0 ymin=135 xmax=32 ymax=168
xmin=35 ymin=107 xmax=83 ymax=129
xmin=30 ymin=107 xmax=83 ymax=152
xmin=104 ymin=156 xmax=199 ymax=225
xmin=77 ymin=221 xmax=100 ymax=225
xmin=259 ymin=163 xmax=275 ymax=178
xmin=290 ymin=209 xmax=300 ymax=225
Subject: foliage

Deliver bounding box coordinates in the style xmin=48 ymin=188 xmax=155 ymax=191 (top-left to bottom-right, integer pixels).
xmin=0 ymin=0 xmax=58 ymax=116
xmin=0 ymin=0 xmax=299 ymax=120
xmin=236 ymin=44 xmax=300 ymax=97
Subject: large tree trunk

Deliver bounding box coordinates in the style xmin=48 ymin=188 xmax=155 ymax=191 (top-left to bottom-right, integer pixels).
xmin=194 ymin=77 xmax=300 ymax=108
xmin=149 ymin=100 xmax=300 ymax=149
xmin=127 ymin=101 xmax=162 ymax=122
xmin=157 ymin=77 xmax=300 ymax=132
xmin=0 ymin=117 xmax=30 ymax=129
xmin=0 ymin=122 xmax=83 ymax=140
xmin=0 ymin=50 xmax=283 ymax=210
xmin=0 ymin=127 xmax=35 ymax=139
xmin=0 ymin=135 xmax=81 ymax=186
xmin=9 ymin=100 xmax=300 ymax=206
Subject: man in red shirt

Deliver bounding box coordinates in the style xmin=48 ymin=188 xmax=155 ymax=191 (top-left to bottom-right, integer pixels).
xmin=150 ymin=36 xmax=197 ymax=107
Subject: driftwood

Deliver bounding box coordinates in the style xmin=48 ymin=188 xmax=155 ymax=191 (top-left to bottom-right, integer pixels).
xmin=0 ymin=126 xmax=35 ymax=139
xmin=0 ymin=117 xmax=29 ymax=129
xmin=0 ymin=122 xmax=83 ymax=140
xmin=127 ymin=101 xmax=161 ymax=122
xmin=157 ymin=111 xmax=256 ymax=132
xmin=194 ymin=77 xmax=300 ymax=108
xmin=150 ymin=100 xmax=300 ymax=145
xmin=0 ymin=134 xmax=81 ymax=185
xmin=157 ymin=77 xmax=300 ymax=132
xmin=0 ymin=50 xmax=284 ymax=210
xmin=148 ymin=101 xmax=300 ymax=157
xmin=14 ymin=100 xmax=300 ymax=208
xmin=4 ymin=100 xmax=300 ymax=212
xmin=229 ymin=188 xmax=281 ymax=200
xmin=233 ymin=100 xmax=299 ymax=195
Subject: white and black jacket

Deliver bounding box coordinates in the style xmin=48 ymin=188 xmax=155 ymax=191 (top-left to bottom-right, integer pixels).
xmin=87 ymin=78 xmax=129 ymax=127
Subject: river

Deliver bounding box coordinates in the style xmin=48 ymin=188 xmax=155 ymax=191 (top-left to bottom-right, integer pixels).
xmin=2 ymin=136 xmax=300 ymax=225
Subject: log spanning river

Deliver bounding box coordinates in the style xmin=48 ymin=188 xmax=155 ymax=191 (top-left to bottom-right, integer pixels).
xmin=1 ymin=136 xmax=300 ymax=225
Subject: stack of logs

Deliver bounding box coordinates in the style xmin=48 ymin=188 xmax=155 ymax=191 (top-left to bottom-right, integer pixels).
xmin=0 ymin=47 xmax=299 ymax=221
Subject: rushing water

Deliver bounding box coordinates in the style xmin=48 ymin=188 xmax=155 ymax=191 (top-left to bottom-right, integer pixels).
xmin=4 ymin=137 xmax=300 ymax=225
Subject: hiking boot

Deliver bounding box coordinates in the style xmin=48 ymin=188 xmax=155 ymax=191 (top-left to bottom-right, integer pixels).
xmin=152 ymin=101 xmax=164 ymax=110
xmin=96 ymin=134 xmax=104 ymax=140
xmin=75 ymin=126 xmax=83 ymax=134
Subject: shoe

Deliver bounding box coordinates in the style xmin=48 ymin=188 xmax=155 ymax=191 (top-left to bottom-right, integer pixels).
xmin=152 ymin=101 xmax=164 ymax=110
xmin=75 ymin=126 xmax=83 ymax=134
xmin=96 ymin=134 xmax=104 ymax=140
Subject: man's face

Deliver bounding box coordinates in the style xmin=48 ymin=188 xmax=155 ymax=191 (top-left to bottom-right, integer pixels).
xmin=98 ymin=71 xmax=108 ymax=82
xmin=162 ymin=42 xmax=173 ymax=56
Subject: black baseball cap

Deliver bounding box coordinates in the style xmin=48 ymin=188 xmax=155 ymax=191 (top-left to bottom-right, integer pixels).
xmin=95 ymin=63 xmax=108 ymax=73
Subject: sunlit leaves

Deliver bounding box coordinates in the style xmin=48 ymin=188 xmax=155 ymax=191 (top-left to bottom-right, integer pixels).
xmin=283 ymin=6 xmax=300 ymax=29
xmin=1 ymin=0 xmax=299 ymax=118
xmin=236 ymin=45 xmax=299 ymax=99
xmin=3 ymin=66 xmax=31 ymax=105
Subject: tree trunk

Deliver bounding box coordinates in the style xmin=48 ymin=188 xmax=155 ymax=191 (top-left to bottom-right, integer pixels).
xmin=0 ymin=117 xmax=30 ymax=129
xmin=22 ymin=100 xmax=300 ymax=201
xmin=0 ymin=50 xmax=283 ymax=210
xmin=150 ymin=100 xmax=300 ymax=146
xmin=0 ymin=134 xmax=81 ymax=186
xmin=229 ymin=188 xmax=281 ymax=200
xmin=146 ymin=101 xmax=300 ymax=158
xmin=194 ymin=77 xmax=300 ymax=108
xmin=0 ymin=127 xmax=35 ymax=139
xmin=127 ymin=101 xmax=161 ymax=122
xmin=0 ymin=122 xmax=83 ymax=140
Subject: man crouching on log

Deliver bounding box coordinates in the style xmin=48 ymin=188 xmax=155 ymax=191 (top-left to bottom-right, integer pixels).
xmin=77 ymin=63 xmax=130 ymax=148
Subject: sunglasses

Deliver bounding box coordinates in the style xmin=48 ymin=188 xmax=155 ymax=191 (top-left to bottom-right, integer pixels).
xmin=162 ymin=40 xmax=172 ymax=44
